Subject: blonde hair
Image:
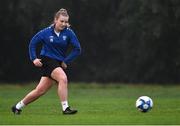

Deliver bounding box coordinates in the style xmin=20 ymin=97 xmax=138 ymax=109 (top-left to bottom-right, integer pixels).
xmin=54 ymin=8 xmax=69 ymax=19
xmin=52 ymin=8 xmax=70 ymax=27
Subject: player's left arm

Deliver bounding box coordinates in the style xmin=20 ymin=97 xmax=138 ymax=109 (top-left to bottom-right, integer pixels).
xmin=64 ymin=29 xmax=81 ymax=64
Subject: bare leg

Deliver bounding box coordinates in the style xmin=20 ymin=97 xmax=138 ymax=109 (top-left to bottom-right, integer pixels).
xmin=50 ymin=67 xmax=77 ymax=114
xmin=51 ymin=67 xmax=68 ymax=102
xmin=22 ymin=77 xmax=53 ymax=105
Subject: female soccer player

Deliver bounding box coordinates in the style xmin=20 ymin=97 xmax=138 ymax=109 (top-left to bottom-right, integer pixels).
xmin=12 ymin=8 xmax=81 ymax=115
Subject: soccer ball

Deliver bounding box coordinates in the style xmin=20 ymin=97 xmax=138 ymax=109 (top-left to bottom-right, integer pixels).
xmin=136 ymin=96 xmax=153 ymax=112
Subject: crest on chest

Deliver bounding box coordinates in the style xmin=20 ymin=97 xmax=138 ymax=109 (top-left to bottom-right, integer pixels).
xmin=62 ymin=35 xmax=67 ymax=41
xmin=49 ymin=36 xmax=54 ymax=42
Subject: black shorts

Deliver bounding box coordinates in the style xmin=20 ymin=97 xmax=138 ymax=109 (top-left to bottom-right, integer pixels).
xmin=40 ymin=56 xmax=62 ymax=77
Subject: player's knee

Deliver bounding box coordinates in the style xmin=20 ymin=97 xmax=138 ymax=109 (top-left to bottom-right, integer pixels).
xmin=35 ymin=88 xmax=46 ymax=96
xmin=58 ymin=75 xmax=68 ymax=84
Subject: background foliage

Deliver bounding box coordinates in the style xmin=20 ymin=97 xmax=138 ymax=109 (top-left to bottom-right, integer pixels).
xmin=1 ymin=0 xmax=180 ymax=83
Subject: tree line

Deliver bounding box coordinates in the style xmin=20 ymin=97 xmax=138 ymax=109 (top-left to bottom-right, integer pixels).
xmin=0 ymin=0 xmax=180 ymax=83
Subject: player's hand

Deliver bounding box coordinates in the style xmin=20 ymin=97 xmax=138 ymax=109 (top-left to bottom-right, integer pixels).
xmin=61 ymin=62 xmax=67 ymax=69
xmin=33 ymin=58 xmax=43 ymax=67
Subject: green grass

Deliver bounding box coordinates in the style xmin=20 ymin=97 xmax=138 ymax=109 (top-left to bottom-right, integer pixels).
xmin=0 ymin=82 xmax=180 ymax=125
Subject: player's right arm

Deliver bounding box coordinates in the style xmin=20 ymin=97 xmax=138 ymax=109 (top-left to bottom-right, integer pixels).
xmin=33 ymin=58 xmax=43 ymax=67
xmin=29 ymin=31 xmax=43 ymax=67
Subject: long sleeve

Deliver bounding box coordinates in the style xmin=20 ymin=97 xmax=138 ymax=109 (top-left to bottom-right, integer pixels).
xmin=29 ymin=32 xmax=43 ymax=61
xmin=64 ymin=30 xmax=81 ymax=64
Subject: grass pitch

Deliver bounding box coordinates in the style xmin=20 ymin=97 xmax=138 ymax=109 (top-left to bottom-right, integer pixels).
xmin=0 ymin=82 xmax=180 ymax=125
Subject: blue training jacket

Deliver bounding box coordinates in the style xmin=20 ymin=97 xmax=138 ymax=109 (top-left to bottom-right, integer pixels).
xmin=29 ymin=25 xmax=81 ymax=64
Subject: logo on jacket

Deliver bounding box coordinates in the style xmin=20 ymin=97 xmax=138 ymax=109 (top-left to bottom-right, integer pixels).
xmin=49 ymin=36 xmax=54 ymax=42
xmin=62 ymin=35 xmax=67 ymax=41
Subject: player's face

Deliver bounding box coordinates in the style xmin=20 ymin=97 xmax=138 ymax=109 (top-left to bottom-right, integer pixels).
xmin=54 ymin=15 xmax=69 ymax=32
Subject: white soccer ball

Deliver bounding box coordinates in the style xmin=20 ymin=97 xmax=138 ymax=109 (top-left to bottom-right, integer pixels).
xmin=136 ymin=96 xmax=153 ymax=112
